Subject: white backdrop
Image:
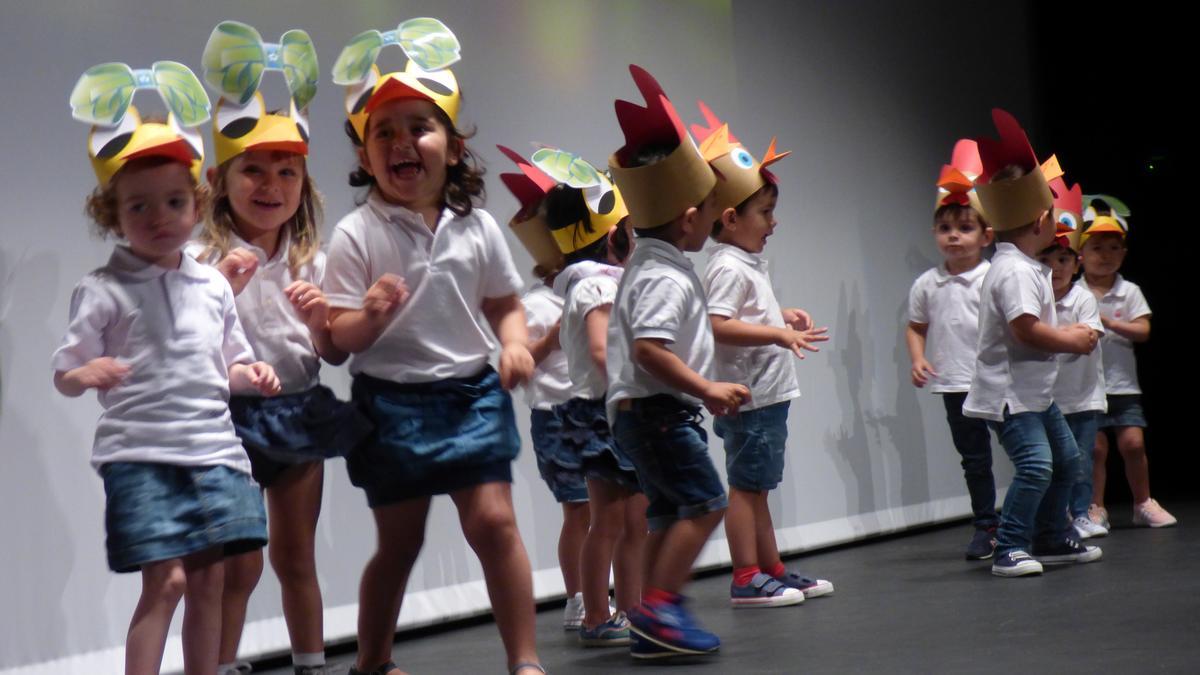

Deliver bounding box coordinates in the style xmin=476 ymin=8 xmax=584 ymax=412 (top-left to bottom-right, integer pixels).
xmin=0 ymin=1 xmax=1029 ymax=672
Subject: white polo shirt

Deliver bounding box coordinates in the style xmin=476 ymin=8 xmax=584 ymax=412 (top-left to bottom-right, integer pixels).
xmin=1053 ymin=284 xmax=1107 ymax=414
xmin=606 ymin=237 xmax=715 ymax=421
xmin=188 ymin=234 xmax=324 ymax=395
xmin=554 ymin=261 xmax=624 ymax=401
xmin=703 ymin=243 xmax=800 ymax=410
xmin=1077 ymin=275 xmax=1151 ymax=395
xmin=963 ymin=243 xmax=1058 ymax=421
xmin=51 ymin=246 xmax=255 ymax=473
xmin=323 ymin=193 xmax=525 ymax=383
xmin=521 ymin=282 xmax=572 ymax=410
xmin=907 ymin=260 xmax=990 ymax=394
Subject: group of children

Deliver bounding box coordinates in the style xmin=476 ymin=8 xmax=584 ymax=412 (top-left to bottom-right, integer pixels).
xmin=907 ymin=110 xmax=1174 ymax=578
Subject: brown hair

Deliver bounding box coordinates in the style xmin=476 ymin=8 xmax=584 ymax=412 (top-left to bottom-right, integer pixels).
xmin=85 ymin=156 xmax=209 ymax=239
xmin=933 ymin=203 xmax=988 ymax=229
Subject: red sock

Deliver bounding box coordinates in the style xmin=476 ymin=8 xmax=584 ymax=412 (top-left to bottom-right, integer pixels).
xmin=642 ymin=587 xmax=677 ymax=608
xmin=766 ymin=561 xmax=787 ymax=578
xmin=733 ymin=565 xmax=760 ymax=586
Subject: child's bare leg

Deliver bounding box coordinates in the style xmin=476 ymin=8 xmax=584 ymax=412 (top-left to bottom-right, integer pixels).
xmin=267 ymin=462 xmax=325 ymax=654
xmin=1116 ymin=426 xmax=1152 ymax=503
xmin=648 ymin=509 xmax=726 ymax=594
xmin=614 ymin=492 xmax=649 ymax=612
xmin=580 ymin=479 xmax=624 ymax=627
xmin=559 ymin=502 xmax=590 ymax=597
xmin=724 ymin=488 xmax=759 ymax=570
xmin=127 ymin=558 xmax=187 ymax=675
xmin=451 ymin=481 xmax=540 ymax=671
xmin=1092 ymin=431 xmax=1110 ymax=507
xmin=752 ymin=491 xmax=783 ymax=571
xmin=354 ymin=497 xmax=431 ymax=674
xmin=217 ymin=550 xmax=263 ymax=665
xmin=642 ymin=529 xmax=667 ymax=589
xmin=181 ymin=547 xmax=225 ymax=675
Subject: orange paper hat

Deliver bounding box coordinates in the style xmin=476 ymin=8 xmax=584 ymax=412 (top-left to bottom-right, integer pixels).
xmin=690 ymin=100 xmax=789 ymax=212
xmin=973 ymin=109 xmax=1055 ymax=232
xmin=934 ymin=139 xmax=984 ymax=216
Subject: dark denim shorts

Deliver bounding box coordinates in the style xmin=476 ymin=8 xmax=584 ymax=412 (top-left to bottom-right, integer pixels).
xmin=713 ymin=401 xmax=790 ymax=491
xmin=556 ymin=397 xmax=641 ymax=494
xmin=100 ymin=462 xmax=267 ymax=573
xmin=1100 ymin=394 xmax=1147 ymax=429
xmin=530 ymin=409 xmax=588 ymax=503
xmin=349 ymin=367 xmax=520 ymax=507
xmin=612 ymin=395 xmax=727 ymax=531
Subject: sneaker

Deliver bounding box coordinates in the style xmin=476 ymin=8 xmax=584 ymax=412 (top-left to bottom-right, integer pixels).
xmin=580 ymin=611 xmax=632 ymax=646
xmin=1088 ymin=504 xmax=1110 ymax=530
xmin=218 ymin=663 xmax=253 ymax=675
xmin=965 ymin=528 xmax=997 ymax=560
xmin=774 ymin=570 xmax=834 ymax=599
xmin=628 ymin=601 xmax=720 ymax=656
xmin=563 ymin=592 xmax=585 ymax=631
xmin=630 ymin=631 xmax=677 ymax=659
xmin=1073 ymin=515 xmax=1108 ymax=539
xmin=1033 ymin=537 xmax=1102 ymax=564
xmin=294 ymin=667 xmax=328 ymax=675
xmin=991 ymin=550 xmax=1043 ymax=577
xmin=731 ymin=572 xmax=804 ymax=608
xmin=1132 ymin=498 xmax=1178 ymax=528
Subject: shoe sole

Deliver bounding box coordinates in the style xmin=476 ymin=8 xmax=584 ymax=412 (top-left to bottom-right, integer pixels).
xmin=965 ymin=550 xmax=995 ymax=561
xmin=581 ymin=636 xmax=632 ymax=647
xmin=628 ymin=625 xmax=719 ymax=656
xmin=801 ymin=581 xmax=835 ymax=599
xmin=1037 ymin=549 xmax=1102 ymax=565
xmin=731 ymin=591 xmax=805 ymax=608
xmin=1133 ymin=519 xmax=1178 ymax=528
xmin=991 ymin=562 xmax=1043 ymax=577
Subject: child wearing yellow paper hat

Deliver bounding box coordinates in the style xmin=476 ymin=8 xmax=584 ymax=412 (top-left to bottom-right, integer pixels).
xmin=54 ymin=60 xmax=280 ymax=673
xmin=604 ymin=65 xmax=748 ymax=658
xmin=322 ymin=18 xmax=543 ymax=675
xmin=1078 ymin=197 xmax=1176 ymax=528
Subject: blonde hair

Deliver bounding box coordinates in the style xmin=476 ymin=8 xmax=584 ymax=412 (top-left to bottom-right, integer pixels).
xmin=85 ymin=156 xmax=209 ymax=239
xmin=199 ymin=156 xmax=323 ymax=276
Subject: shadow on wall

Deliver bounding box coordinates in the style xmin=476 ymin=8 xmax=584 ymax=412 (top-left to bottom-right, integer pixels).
xmin=824 ymin=281 xmax=876 ymax=519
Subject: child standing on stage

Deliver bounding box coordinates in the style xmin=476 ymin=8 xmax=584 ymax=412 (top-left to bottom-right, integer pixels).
xmin=692 ymin=103 xmax=832 ymax=605
xmin=56 ymin=62 xmax=278 ymax=674
xmin=324 ymin=19 xmax=543 ymax=675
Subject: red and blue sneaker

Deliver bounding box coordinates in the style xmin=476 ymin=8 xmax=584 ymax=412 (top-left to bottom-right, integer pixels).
xmin=627 ymin=600 xmax=720 ymax=657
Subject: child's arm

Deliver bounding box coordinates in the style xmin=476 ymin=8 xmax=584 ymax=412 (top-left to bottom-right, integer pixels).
xmin=709 ymin=315 xmax=828 ymax=358
xmin=229 ymin=362 xmax=282 ymax=396
xmin=585 ymin=305 xmax=612 ymax=376
xmin=527 ymin=320 xmax=561 ymax=366
xmin=1100 ymin=315 xmax=1150 ymax=343
xmin=906 ymin=321 xmax=937 ymax=388
xmin=54 ymin=358 xmax=131 ymax=397
xmin=782 ymin=308 xmax=813 ymax=331
xmin=213 ymin=247 xmax=260 ymax=296
xmin=632 ymin=338 xmax=750 ymax=416
xmin=328 ymin=274 xmax=410 ymax=354
xmin=1010 ymin=315 xmax=1097 ymax=354
xmin=482 ymin=293 xmax=535 ymax=390
xmin=285 ymin=281 xmax=349 ymax=365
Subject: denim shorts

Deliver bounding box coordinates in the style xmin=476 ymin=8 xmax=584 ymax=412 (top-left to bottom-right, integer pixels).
xmin=1100 ymin=394 xmax=1147 ymax=429
xmin=612 ymin=395 xmax=727 ymax=531
xmin=530 ymin=409 xmax=588 ymax=503
xmin=230 ymin=385 xmax=373 ymax=487
xmin=713 ymin=401 xmax=790 ymax=491
xmin=349 ymin=367 xmax=520 ymax=507
xmin=100 ymin=462 xmax=267 ymax=573
xmin=556 ymin=397 xmax=641 ymax=494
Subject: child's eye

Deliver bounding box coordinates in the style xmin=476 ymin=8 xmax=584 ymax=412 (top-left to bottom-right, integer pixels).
xmin=279 ymin=168 xmax=297 ymax=178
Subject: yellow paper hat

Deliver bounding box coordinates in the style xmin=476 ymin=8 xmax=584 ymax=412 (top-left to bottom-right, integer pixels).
xmin=1080 ymin=194 xmax=1131 ymax=245
xmin=690 ymin=101 xmax=790 ymax=212
xmin=934 ymin=139 xmax=984 ymax=216
xmin=332 ymin=18 xmax=462 ymax=144
xmin=202 ymin=21 xmax=319 ymax=166
xmin=69 ymin=61 xmax=211 ymax=186
xmin=973 ymin=109 xmax=1054 ymax=232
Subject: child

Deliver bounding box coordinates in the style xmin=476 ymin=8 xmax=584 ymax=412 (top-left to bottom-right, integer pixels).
xmin=691 ymin=102 xmax=831 ymax=604
xmin=498 ymin=145 xmax=592 ymax=630
xmin=961 ymin=109 xmax=1100 ymax=578
xmin=907 ymin=139 xmax=1000 ymax=559
xmin=324 ymin=20 xmax=543 ymax=675
xmin=1078 ymin=197 xmax=1176 ymax=528
xmin=605 ymin=65 xmax=748 ymax=658
xmin=194 ymin=22 xmax=367 ymax=675
xmin=57 ymin=62 xmax=279 ymax=674
xmin=1034 ymin=173 xmax=1108 ymax=540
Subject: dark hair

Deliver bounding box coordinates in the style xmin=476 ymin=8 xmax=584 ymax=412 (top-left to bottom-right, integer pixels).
xmin=545 ymin=184 xmax=613 ymax=265
xmin=344 ymin=105 xmax=486 ymax=217
xmin=712 ymin=182 xmax=779 ymax=239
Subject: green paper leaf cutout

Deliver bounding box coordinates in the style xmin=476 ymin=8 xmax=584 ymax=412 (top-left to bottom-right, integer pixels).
xmin=281 ymin=29 xmax=319 ymax=110
xmin=332 ymin=29 xmax=384 ymax=85
xmin=532 ymin=148 xmax=602 ymax=189
xmin=398 ymin=18 xmax=461 ymax=72
xmin=1085 ymin=193 xmax=1131 ymax=218
xmin=202 ymin=21 xmax=266 ymax=105
xmin=153 ymin=62 xmax=211 ymax=127
xmin=70 ymin=62 xmax=136 ymax=126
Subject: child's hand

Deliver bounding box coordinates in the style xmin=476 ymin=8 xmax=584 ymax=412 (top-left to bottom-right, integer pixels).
xmin=701 ymin=381 xmax=751 ymax=416
xmin=774 ymin=326 xmax=829 ymax=359
xmin=363 ymin=273 xmax=409 ymax=320
xmin=911 ymin=358 xmax=937 ymax=388
xmin=498 ymin=342 xmax=535 ymax=390
xmin=216 ymin=248 xmax=259 ymax=296
xmin=231 ymin=361 xmax=282 ymax=396
xmin=782 ymin=308 xmax=813 ymax=332
xmin=1064 ymin=323 xmax=1098 ymax=354
xmin=76 ymin=357 xmax=131 ymax=391
xmin=285 ymin=280 xmax=329 ymax=333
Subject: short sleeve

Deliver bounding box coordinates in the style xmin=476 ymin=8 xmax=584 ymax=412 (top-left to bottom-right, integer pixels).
xmin=523 ymin=290 xmax=559 ymax=341
xmin=1125 ymin=284 xmax=1151 ymax=321
xmin=308 ymin=250 xmax=327 ymax=287
xmin=571 ymin=276 xmax=618 ymax=321
xmin=50 ymin=277 xmax=113 ymax=372
xmin=1078 ymin=292 xmax=1105 ymax=333
xmin=478 ymin=210 xmax=524 ymax=298
xmin=322 ymin=221 xmax=370 ymax=310
xmin=221 ymin=285 xmax=256 ymax=367
xmin=704 ymin=262 xmax=748 ymax=318
xmin=997 ymin=266 xmax=1046 ymax=323
xmin=908 ymin=275 xmax=929 ymax=324
xmin=630 ymin=276 xmax=688 ymax=342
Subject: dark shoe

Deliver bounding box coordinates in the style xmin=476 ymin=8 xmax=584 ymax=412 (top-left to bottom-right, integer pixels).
xmin=965 ymin=528 xmax=996 ymax=560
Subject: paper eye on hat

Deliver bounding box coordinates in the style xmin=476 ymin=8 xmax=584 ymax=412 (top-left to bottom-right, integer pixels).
xmin=689 ymin=100 xmax=789 ymax=212
xmin=1080 ymin=193 xmax=1131 ymax=243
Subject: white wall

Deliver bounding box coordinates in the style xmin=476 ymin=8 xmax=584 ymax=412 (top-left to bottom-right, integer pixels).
xmin=0 ymin=1 xmax=1029 ymax=672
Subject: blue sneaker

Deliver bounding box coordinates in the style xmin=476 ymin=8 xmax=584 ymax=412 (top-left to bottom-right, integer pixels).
xmin=628 ymin=601 xmax=720 ymax=656
xmin=1032 ymin=537 xmax=1102 ymax=565
xmin=630 ymin=631 xmax=677 ymax=659
xmin=731 ymin=572 xmax=804 ymax=607
xmin=965 ymin=528 xmax=997 ymax=560
xmin=991 ymin=550 xmax=1043 ymax=577
xmin=579 ymin=611 xmax=632 ymax=647
xmin=774 ymin=570 xmax=835 ymax=599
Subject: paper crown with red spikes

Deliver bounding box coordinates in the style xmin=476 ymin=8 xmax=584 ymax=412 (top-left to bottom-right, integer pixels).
xmin=1039 ymin=155 xmax=1085 ymax=251
xmin=497 ymin=144 xmax=563 ymax=272
xmin=934 ymin=139 xmax=985 ymax=216
xmin=607 ymin=65 xmax=716 ymax=229
xmin=689 ymin=101 xmax=789 ymax=212
xmin=973 ymin=108 xmax=1055 ymax=232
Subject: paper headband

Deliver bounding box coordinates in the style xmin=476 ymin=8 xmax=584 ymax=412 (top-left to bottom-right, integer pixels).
xmin=934 ymin=139 xmax=984 ymax=216
xmin=608 ymin=65 xmax=716 ymax=229
xmin=973 ymin=108 xmax=1054 ymax=232
xmin=202 ymin=21 xmax=318 ymax=165
xmin=497 ymin=145 xmax=562 ymax=271
xmin=1036 ymin=155 xmax=1084 ymax=251
xmin=333 ymin=17 xmax=462 ymax=144
xmin=690 ymin=101 xmax=789 ymax=212
xmin=1080 ymin=194 xmax=1131 ymax=245
xmin=69 ymin=61 xmax=210 ymax=186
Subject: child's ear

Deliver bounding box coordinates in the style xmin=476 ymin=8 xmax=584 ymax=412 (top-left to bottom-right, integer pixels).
xmin=982 ymin=226 xmax=995 ymax=246
xmin=720 ymin=207 xmax=738 ymax=231
xmin=356 ymin=145 xmax=373 ymax=177
xmin=447 ymin=136 xmax=464 ymax=167
xmin=679 ymin=205 xmax=699 ymax=237
xmin=205 ymin=166 xmax=217 ymax=186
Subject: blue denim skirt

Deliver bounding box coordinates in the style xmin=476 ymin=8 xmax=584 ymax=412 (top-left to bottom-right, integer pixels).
xmin=349 ymin=367 xmax=521 ymax=507
xmin=1100 ymin=394 xmax=1147 ymax=429
xmin=555 ymin=397 xmax=641 ymax=493
xmin=530 ymin=409 xmax=589 ymax=503
xmin=101 ymin=462 xmax=267 ymax=573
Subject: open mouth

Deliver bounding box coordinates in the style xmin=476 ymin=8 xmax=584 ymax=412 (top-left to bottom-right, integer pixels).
xmin=389 ymin=159 xmax=423 ymax=179
xmin=251 ymin=198 xmax=283 ymax=209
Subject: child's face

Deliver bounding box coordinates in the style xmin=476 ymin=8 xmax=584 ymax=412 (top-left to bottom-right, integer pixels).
xmin=723 ymin=188 xmax=778 ymax=254
xmin=224 ymin=150 xmax=304 ymax=238
xmin=1036 ymin=246 xmax=1080 ymax=295
xmin=682 ymin=189 xmax=722 ymax=252
xmin=359 ymin=98 xmax=461 ymax=211
xmin=933 ymin=210 xmax=991 ymax=266
xmin=113 ymin=161 xmax=198 ymax=266
xmin=1081 ymin=232 xmax=1127 ymax=278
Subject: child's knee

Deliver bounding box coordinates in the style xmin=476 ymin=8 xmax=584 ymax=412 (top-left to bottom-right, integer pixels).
xmin=269 ymin=545 xmax=316 ymax=584
xmin=462 ymin=504 xmax=519 ymax=550
xmin=142 ymin=564 xmax=188 ymax=604
xmin=224 ymin=551 xmax=264 ymax=594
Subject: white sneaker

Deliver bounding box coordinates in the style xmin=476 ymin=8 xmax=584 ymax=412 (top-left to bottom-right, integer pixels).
xmin=1088 ymin=504 xmax=1110 ymax=530
xmin=1132 ymin=498 xmax=1177 ymax=528
xmin=563 ymin=592 xmax=585 ymax=631
xmin=1073 ymin=515 xmax=1108 ymax=539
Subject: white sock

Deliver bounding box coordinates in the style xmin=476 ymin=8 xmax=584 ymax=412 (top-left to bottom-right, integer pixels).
xmin=293 ymin=651 xmax=325 ymax=667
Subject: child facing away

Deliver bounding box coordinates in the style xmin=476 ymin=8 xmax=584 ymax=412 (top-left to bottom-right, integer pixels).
xmin=907 ymin=139 xmax=999 ymax=560
xmin=56 ymin=63 xmax=279 ymax=674
xmin=322 ymin=19 xmax=543 ymax=675
xmin=691 ymin=102 xmax=832 ymax=604
xmin=605 ymin=65 xmax=749 ymax=658
xmin=1077 ymin=197 xmax=1176 ymax=528
xmin=962 ymin=110 xmax=1101 ymax=578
